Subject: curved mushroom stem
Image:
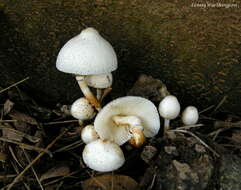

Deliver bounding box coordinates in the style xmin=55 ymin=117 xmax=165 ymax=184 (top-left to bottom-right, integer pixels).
xmin=112 ymin=115 xmax=146 ymax=147
xmin=75 ymin=75 xmax=101 ymax=111
xmin=164 ymin=119 xmax=170 ymax=131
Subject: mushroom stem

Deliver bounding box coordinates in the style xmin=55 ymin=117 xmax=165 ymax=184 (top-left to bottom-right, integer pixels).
xmin=75 ymin=75 xmax=101 ymax=111
xmin=128 ymin=128 xmax=146 ymax=147
xmin=112 ymin=115 xmax=145 ymax=147
xmin=164 ymin=119 xmax=170 ymax=131
xmin=96 ymin=88 xmax=102 ymax=100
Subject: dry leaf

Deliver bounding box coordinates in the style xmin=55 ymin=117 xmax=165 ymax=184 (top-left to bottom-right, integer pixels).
xmin=1 ymin=127 xmax=40 ymax=143
xmin=2 ymin=128 xmax=23 ymax=142
xmin=40 ymin=166 xmax=70 ymax=182
xmin=3 ymin=99 xmax=14 ymax=116
xmin=82 ymin=174 xmax=139 ymax=190
xmin=9 ymin=111 xmax=37 ymax=125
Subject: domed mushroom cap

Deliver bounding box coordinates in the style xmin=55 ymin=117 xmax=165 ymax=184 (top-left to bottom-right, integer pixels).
xmin=82 ymin=139 xmax=125 ymax=172
xmin=158 ymin=95 xmax=180 ymax=120
xmin=182 ymin=106 xmax=199 ymax=125
xmin=56 ymin=27 xmax=118 ymax=75
xmin=85 ymin=73 xmax=113 ymax=88
xmin=70 ymin=98 xmax=95 ymax=120
xmin=94 ymin=96 xmax=160 ymax=145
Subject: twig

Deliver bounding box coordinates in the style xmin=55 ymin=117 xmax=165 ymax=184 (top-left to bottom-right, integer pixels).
xmin=0 ymin=120 xmax=18 ymax=123
xmin=9 ymin=146 xmax=24 ymax=169
xmin=0 ymin=175 xmax=16 ymax=179
xmin=6 ymin=128 xmax=68 ymax=190
xmin=171 ymin=129 xmax=220 ymax=157
xmin=0 ymin=137 xmax=52 ymax=157
xmin=0 ymin=77 xmax=30 ymax=94
xmin=43 ymin=171 xmax=79 ymax=187
xmin=22 ymin=149 xmax=44 ymax=190
xmin=43 ymin=120 xmax=79 ymax=126
xmin=199 ymin=105 xmax=214 ymax=114
xmin=53 ymin=140 xmax=83 ymax=153
xmin=176 ymin=124 xmax=204 ymax=130
xmin=213 ymin=95 xmax=227 ymax=113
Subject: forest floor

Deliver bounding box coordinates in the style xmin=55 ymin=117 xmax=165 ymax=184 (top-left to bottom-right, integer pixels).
xmin=0 ymin=75 xmax=240 ymax=190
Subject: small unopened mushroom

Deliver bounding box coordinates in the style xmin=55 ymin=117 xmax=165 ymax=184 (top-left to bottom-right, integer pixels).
xmin=81 ymin=125 xmax=99 ymax=144
xmin=85 ymin=73 xmax=113 ymax=100
xmin=82 ymin=139 xmax=125 ymax=172
xmin=70 ymin=98 xmax=95 ymax=121
xmin=182 ymin=106 xmax=199 ymax=125
xmin=94 ymin=96 xmax=160 ymax=147
xmin=158 ymin=95 xmax=180 ymax=131
xmin=56 ymin=27 xmax=118 ymax=110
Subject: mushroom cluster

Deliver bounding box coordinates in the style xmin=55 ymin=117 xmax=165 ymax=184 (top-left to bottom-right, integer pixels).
xmin=56 ymin=27 xmax=117 ymax=110
xmin=56 ymin=27 xmax=199 ymax=172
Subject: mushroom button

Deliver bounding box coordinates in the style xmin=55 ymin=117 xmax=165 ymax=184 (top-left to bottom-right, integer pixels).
xmin=70 ymin=97 xmax=95 ymax=121
xmin=94 ymin=96 xmax=160 ymax=147
xmin=81 ymin=125 xmax=99 ymax=144
xmin=56 ymin=27 xmax=118 ymax=110
xmin=182 ymin=106 xmax=199 ymax=125
xmin=82 ymin=139 xmax=125 ymax=172
xmin=158 ymin=95 xmax=180 ymax=132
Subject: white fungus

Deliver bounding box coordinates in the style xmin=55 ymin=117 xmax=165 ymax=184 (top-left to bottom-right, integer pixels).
xmin=82 ymin=139 xmax=125 ymax=172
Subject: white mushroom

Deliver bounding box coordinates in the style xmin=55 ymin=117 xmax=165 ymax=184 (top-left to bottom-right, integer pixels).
xmin=56 ymin=27 xmax=118 ymax=110
xmin=85 ymin=73 xmax=113 ymax=100
xmin=81 ymin=125 xmax=99 ymax=144
xmin=158 ymin=95 xmax=180 ymax=131
xmin=70 ymin=98 xmax=95 ymax=121
xmin=94 ymin=96 xmax=160 ymax=147
xmin=82 ymin=139 xmax=125 ymax=172
xmin=182 ymin=106 xmax=199 ymax=125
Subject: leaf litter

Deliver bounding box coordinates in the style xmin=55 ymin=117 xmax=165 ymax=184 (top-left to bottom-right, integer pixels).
xmin=0 ymin=76 xmax=240 ymax=190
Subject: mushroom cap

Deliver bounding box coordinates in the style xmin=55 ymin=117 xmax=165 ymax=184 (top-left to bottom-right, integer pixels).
xmin=182 ymin=106 xmax=199 ymax=125
xmin=94 ymin=96 xmax=160 ymax=145
xmin=158 ymin=95 xmax=180 ymax=120
xmin=56 ymin=27 xmax=118 ymax=75
xmin=85 ymin=73 xmax=113 ymax=88
xmin=81 ymin=125 xmax=99 ymax=144
xmin=82 ymin=139 xmax=125 ymax=172
xmin=70 ymin=98 xmax=95 ymax=120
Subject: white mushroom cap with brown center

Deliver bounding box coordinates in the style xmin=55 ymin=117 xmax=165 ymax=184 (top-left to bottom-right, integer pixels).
xmin=56 ymin=27 xmax=118 ymax=75
xmin=82 ymin=139 xmax=125 ymax=172
xmin=94 ymin=96 xmax=160 ymax=145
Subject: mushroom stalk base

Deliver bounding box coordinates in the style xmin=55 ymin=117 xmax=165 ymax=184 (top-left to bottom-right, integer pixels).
xmin=164 ymin=119 xmax=170 ymax=132
xmin=96 ymin=88 xmax=102 ymax=100
xmin=75 ymin=75 xmax=101 ymax=111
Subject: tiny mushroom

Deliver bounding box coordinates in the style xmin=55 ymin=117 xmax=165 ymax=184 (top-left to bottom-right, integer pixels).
xmin=56 ymin=27 xmax=118 ymax=110
xmin=158 ymin=95 xmax=180 ymax=131
xmin=82 ymin=139 xmax=125 ymax=172
xmin=182 ymin=106 xmax=199 ymax=125
xmin=70 ymin=98 xmax=95 ymax=121
xmin=81 ymin=125 xmax=99 ymax=144
xmin=94 ymin=96 xmax=160 ymax=147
